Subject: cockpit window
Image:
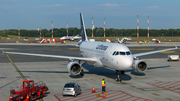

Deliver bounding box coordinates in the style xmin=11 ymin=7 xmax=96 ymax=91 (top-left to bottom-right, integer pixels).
xmin=115 ymin=52 xmax=119 ymax=55
xmin=120 ymin=52 xmax=125 ymax=55
xmin=126 ymin=51 xmax=131 ymax=55
xmin=113 ymin=51 xmax=131 ymax=56
xmin=112 ymin=51 xmax=116 ymax=55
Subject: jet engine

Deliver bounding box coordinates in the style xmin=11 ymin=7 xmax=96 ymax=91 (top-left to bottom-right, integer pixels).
xmin=132 ymin=60 xmax=147 ymax=73
xmin=67 ymin=62 xmax=82 ymax=76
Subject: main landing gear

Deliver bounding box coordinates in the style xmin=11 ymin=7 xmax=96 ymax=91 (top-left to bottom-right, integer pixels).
xmin=78 ymin=60 xmax=86 ymax=77
xmin=115 ymin=70 xmax=124 ymax=82
xmin=80 ymin=69 xmax=84 ymax=76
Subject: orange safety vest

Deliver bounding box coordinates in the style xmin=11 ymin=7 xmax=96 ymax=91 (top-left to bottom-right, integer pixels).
xmin=102 ymin=80 xmax=106 ymax=87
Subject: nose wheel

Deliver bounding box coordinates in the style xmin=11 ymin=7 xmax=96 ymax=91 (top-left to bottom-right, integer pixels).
xmin=115 ymin=70 xmax=122 ymax=82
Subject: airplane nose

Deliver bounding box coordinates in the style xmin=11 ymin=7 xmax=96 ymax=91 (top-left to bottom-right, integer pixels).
xmin=123 ymin=56 xmax=133 ymax=68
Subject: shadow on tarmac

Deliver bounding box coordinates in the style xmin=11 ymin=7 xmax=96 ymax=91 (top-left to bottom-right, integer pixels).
xmin=69 ymin=75 xmax=84 ymax=78
xmin=147 ymin=65 xmax=170 ymax=70
xmin=20 ymin=71 xmax=68 ymax=74
xmin=83 ymin=64 xmax=132 ymax=81
xmin=83 ymin=64 xmax=171 ymax=81
xmin=0 ymin=78 xmax=20 ymax=89
xmin=16 ymin=76 xmax=30 ymax=78
xmin=19 ymin=64 xmax=170 ymax=81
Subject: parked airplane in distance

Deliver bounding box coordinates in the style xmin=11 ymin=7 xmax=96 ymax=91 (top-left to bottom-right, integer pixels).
xmin=60 ymin=34 xmax=81 ymax=41
xmin=3 ymin=13 xmax=177 ymax=82
xmin=106 ymin=37 xmax=131 ymax=44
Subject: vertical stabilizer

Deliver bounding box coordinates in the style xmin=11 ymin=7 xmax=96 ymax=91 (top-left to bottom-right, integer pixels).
xmin=80 ymin=13 xmax=88 ymax=41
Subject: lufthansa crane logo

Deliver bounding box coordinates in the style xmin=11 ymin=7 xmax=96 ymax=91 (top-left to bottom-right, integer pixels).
xmin=96 ymin=44 xmax=108 ymax=51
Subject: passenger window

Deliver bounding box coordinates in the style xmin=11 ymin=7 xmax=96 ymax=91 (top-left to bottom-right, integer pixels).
xmin=120 ymin=52 xmax=125 ymax=55
xmin=112 ymin=51 xmax=116 ymax=55
xmin=126 ymin=51 xmax=131 ymax=55
xmin=115 ymin=52 xmax=119 ymax=55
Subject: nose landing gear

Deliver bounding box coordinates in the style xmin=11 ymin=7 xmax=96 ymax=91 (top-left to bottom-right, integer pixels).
xmin=115 ymin=70 xmax=122 ymax=82
xmin=115 ymin=70 xmax=124 ymax=82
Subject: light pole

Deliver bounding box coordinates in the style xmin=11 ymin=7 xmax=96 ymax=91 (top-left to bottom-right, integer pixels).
xmin=37 ymin=27 xmax=41 ymax=40
xmin=172 ymin=32 xmax=174 ymax=42
xmin=162 ymin=32 xmax=164 ymax=41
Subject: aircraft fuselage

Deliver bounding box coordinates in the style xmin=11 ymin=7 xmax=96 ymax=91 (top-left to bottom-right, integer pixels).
xmin=79 ymin=41 xmax=133 ymax=70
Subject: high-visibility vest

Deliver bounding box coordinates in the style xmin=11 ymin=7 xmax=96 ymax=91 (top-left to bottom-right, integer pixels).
xmin=102 ymin=80 xmax=106 ymax=87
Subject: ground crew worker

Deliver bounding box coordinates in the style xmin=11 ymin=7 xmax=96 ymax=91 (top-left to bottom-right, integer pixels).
xmin=102 ymin=79 xmax=106 ymax=93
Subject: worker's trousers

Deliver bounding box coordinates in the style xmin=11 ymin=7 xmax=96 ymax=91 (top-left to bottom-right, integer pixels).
xmin=102 ymin=86 xmax=106 ymax=92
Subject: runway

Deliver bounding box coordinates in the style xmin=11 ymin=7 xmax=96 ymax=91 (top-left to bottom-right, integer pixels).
xmin=0 ymin=43 xmax=180 ymax=101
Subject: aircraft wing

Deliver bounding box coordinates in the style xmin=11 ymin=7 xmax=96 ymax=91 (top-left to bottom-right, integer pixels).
xmin=133 ymin=46 xmax=178 ymax=57
xmin=3 ymin=51 xmax=95 ymax=61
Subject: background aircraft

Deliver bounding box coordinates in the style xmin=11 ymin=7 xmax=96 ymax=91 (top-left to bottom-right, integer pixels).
xmin=60 ymin=34 xmax=81 ymax=41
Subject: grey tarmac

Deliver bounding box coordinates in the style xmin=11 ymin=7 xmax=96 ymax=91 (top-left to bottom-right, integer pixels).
xmin=0 ymin=42 xmax=180 ymax=101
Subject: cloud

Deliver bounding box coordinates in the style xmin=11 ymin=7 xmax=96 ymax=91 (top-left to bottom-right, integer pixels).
xmin=148 ymin=6 xmax=159 ymax=9
xmin=54 ymin=4 xmax=63 ymax=6
xmin=101 ymin=3 xmax=119 ymax=7
xmin=44 ymin=4 xmax=63 ymax=7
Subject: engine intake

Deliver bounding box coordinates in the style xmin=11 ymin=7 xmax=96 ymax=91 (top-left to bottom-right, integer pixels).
xmin=67 ymin=62 xmax=82 ymax=75
xmin=132 ymin=60 xmax=147 ymax=73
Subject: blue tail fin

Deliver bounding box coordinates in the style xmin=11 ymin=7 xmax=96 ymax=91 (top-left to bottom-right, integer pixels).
xmin=80 ymin=13 xmax=88 ymax=41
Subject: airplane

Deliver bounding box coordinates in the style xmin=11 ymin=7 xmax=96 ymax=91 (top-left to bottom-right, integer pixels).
xmin=60 ymin=34 xmax=81 ymax=41
xmin=106 ymin=37 xmax=131 ymax=44
xmin=152 ymin=38 xmax=161 ymax=44
xmin=3 ymin=13 xmax=177 ymax=82
xmin=116 ymin=37 xmax=131 ymax=44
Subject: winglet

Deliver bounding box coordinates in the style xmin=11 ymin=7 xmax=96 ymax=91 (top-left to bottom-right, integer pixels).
xmin=80 ymin=13 xmax=88 ymax=41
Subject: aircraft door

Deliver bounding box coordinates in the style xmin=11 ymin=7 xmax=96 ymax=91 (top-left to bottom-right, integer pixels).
xmin=104 ymin=46 xmax=112 ymax=64
xmin=108 ymin=47 xmax=116 ymax=66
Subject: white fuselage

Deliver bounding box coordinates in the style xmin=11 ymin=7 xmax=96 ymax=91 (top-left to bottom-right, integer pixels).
xmin=60 ymin=36 xmax=74 ymax=40
xmin=79 ymin=41 xmax=133 ymax=70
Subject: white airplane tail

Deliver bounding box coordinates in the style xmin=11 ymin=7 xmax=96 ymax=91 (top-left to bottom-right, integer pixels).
xmin=80 ymin=13 xmax=88 ymax=42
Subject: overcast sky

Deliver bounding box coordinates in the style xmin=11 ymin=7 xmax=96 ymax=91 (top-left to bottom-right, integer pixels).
xmin=0 ymin=0 xmax=180 ymax=30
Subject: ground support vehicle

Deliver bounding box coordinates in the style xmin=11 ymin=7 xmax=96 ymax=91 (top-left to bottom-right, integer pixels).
xmin=9 ymin=80 xmax=48 ymax=101
xmin=168 ymin=55 xmax=179 ymax=61
xmin=62 ymin=82 xmax=82 ymax=97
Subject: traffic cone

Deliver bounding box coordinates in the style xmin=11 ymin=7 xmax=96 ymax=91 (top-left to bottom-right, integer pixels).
xmin=102 ymin=92 xmax=106 ymax=98
xmin=92 ymin=85 xmax=95 ymax=93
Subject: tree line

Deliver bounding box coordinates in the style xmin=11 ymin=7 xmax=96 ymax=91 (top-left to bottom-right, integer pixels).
xmin=0 ymin=27 xmax=180 ymax=37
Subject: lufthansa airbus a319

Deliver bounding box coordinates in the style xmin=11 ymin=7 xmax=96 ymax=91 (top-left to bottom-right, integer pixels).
xmin=3 ymin=13 xmax=177 ymax=82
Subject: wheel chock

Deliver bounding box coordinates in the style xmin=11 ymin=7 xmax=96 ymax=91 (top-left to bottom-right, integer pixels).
xmin=96 ymin=94 xmax=101 ymax=98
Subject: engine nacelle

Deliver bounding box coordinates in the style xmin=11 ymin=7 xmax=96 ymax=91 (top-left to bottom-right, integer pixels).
xmin=67 ymin=62 xmax=82 ymax=76
xmin=132 ymin=60 xmax=147 ymax=73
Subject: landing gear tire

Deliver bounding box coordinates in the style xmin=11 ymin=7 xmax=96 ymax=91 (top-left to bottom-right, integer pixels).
xmin=74 ymin=93 xmax=77 ymax=97
xmin=80 ymin=90 xmax=82 ymax=95
xmin=40 ymin=93 xmax=43 ymax=99
xmin=28 ymin=97 xmax=32 ymax=101
xmin=116 ymin=76 xmax=122 ymax=82
xmin=80 ymin=69 xmax=84 ymax=76
xmin=120 ymin=71 xmax=125 ymax=74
